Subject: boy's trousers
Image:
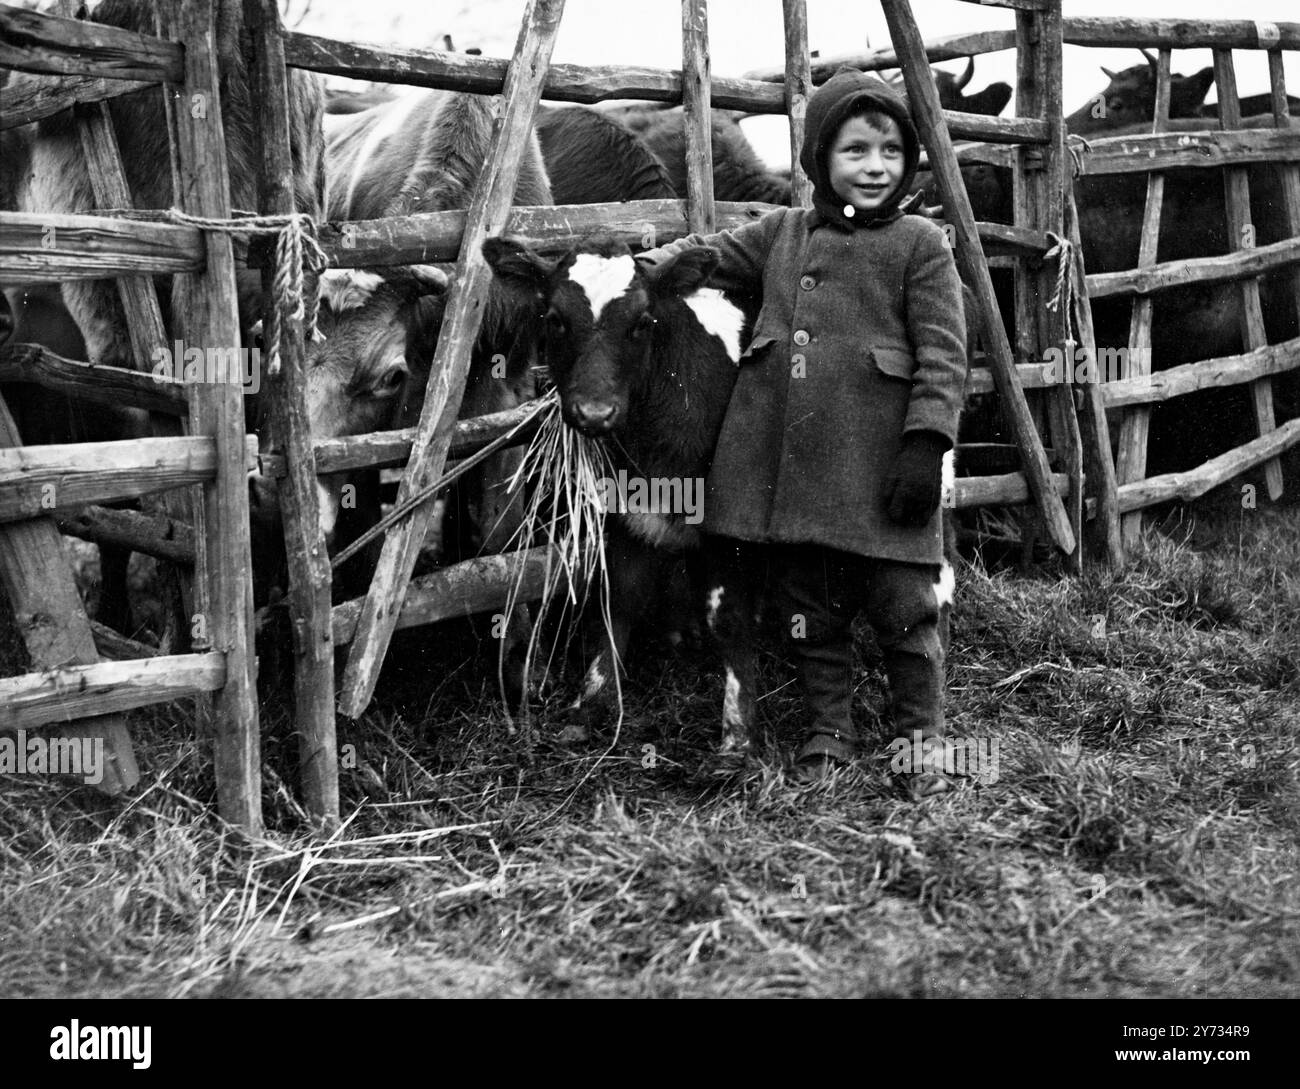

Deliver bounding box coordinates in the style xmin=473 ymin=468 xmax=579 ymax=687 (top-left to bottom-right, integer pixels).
xmin=709 ymin=538 xmax=946 ymax=747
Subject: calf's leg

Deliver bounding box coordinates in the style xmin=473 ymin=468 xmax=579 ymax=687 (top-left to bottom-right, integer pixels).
xmin=703 ymin=535 xmax=765 ymax=758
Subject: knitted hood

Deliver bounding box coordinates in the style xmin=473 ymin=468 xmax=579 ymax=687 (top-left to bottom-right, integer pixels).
xmin=800 ymin=68 xmax=921 ymax=229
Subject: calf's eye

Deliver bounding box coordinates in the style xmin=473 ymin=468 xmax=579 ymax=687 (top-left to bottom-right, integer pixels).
xmin=372 ymin=366 xmax=406 ymax=396
xmin=629 ymin=312 xmax=653 ymax=340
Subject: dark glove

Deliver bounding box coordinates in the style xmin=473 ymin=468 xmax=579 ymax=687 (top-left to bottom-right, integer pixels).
xmin=884 ymin=431 xmax=949 ymax=527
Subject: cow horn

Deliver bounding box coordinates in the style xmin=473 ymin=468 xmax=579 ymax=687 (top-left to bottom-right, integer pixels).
xmin=955 ymin=56 xmax=974 ymax=91
xmin=1140 ymin=48 xmax=1158 ymax=72
xmin=1101 ymin=66 xmax=1119 ymax=80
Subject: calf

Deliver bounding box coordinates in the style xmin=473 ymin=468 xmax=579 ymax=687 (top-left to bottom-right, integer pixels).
xmin=252 ymin=88 xmax=553 ymax=558
xmin=484 ymin=236 xmax=958 ymax=757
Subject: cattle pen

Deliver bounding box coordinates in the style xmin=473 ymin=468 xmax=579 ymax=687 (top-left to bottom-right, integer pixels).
xmin=0 ymin=0 xmax=1298 ymax=834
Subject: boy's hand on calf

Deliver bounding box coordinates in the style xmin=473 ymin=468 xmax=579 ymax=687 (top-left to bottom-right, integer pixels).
xmin=884 ymin=430 xmax=950 ymax=526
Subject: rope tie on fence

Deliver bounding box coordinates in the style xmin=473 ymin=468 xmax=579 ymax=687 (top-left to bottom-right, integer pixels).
xmin=1065 ymin=133 xmax=1092 ymax=178
xmin=163 ymin=208 xmax=326 ymax=377
xmin=1043 ymin=231 xmax=1080 ymax=354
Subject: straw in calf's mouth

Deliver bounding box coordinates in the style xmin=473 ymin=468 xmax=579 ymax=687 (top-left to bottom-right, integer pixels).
xmin=494 ymin=389 xmax=620 ymax=731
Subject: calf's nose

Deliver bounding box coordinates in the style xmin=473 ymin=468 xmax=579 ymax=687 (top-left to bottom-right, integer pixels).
xmin=571 ymin=399 xmax=618 ymax=433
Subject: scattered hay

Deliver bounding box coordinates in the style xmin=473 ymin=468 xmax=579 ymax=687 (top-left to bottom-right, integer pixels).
xmin=2 ymin=500 xmax=1299 ymax=997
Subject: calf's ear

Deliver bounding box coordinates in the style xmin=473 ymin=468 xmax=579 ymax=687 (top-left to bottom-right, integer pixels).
xmin=482 ymin=237 xmax=553 ymax=292
xmin=647 ymin=246 xmax=719 ymax=297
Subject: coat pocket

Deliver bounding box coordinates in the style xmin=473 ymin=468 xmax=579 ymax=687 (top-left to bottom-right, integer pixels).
xmin=869 ymin=346 xmax=917 ymax=382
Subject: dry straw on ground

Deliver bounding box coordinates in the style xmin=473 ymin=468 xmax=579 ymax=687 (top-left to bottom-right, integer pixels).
xmin=1 ymin=491 xmax=1298 ymax=997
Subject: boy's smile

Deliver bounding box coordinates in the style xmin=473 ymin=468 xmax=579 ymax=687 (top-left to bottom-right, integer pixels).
xmin=827 ymin=114 xmax=906 ymax=215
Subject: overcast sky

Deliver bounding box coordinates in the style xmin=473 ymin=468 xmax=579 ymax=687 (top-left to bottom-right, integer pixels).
xmin=295 ymin=0 xmax=1300 ymax=167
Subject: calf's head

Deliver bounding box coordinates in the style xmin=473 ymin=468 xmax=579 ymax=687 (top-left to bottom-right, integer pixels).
xmin=482 ymin=237 xmax=720 ymax=436
xmin=249 ymin=264 xmax=447 ymax=541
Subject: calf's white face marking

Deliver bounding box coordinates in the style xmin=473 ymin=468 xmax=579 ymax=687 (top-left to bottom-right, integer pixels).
xmin=568 ymin=253 xmax=636 ymax=321
xmin=684 ymin=287 xmax=743 ymax=363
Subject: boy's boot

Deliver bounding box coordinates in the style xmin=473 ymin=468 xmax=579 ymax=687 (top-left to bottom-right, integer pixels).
xmin=870 ymin=561 xmax=951 ymax=798
xmin=777 ymin=546 xmax=859 ymax=781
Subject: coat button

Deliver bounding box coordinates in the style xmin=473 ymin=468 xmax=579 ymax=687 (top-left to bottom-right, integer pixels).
xmin=799 ymin=275 xmax=816 ymax=291
xmin=793 ymin=329 xmax=810 ymax=346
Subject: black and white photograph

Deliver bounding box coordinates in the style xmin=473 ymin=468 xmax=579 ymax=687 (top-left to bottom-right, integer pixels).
xmin=0 ymin=0 xmax=1296 ymax=1037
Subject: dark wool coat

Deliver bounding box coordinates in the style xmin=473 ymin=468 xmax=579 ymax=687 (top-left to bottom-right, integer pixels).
xmin=645 ymin=73 xmax=967 ymax=564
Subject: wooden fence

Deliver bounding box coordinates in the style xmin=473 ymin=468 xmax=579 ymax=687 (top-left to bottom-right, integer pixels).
xmin=2 ymin=0 xmax=1297 ymax=827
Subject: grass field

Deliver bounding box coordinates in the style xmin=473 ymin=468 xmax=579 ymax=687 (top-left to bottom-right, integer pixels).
xmin=2 ymin=491 xmax=1298 ymax=999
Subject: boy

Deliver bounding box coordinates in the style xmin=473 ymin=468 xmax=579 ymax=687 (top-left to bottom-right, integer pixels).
xmin=641 ymin=68 xmax=967 ymax=796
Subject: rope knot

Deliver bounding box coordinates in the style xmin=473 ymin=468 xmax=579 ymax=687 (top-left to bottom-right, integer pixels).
xmin=1043 ymin=231 xmax=1080 ymax=353
xmin=164 ymin=208 xmax=327 ymax=378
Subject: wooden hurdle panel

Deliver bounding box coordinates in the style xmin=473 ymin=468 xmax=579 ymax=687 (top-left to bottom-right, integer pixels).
xmin=1080 ymin=22 xmax=1300 ymax=546
xmin=0 ymin=0 xmax=262 ymax=832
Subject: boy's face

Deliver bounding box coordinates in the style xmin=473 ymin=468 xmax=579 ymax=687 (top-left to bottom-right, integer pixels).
xmin=827 ymin=113 xmax=906 ymax=215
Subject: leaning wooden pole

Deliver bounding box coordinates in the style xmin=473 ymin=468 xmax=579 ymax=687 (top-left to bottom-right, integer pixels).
xmin=681 ymin=0 xmax=715 ymax=234
xmin=879 ymin=0 xmax=1075 ymax=557
xmin=782 ymin=0 xmax=814 ymax=210
xmin=338 ymin=0 xmax=567 ymax=719
xmin=1065 ymin=187 xmax=1123 ymax=569
xmin=162 ymin=0 xmax=262 ymax=833
xmin=244 ymin=0 xmax=338 ymax=824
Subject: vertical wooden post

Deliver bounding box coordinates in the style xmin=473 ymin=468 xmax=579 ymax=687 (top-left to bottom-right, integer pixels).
xmin=1214 ymin=48 xmax=1282 ymax=501
xmin=1116 ymin=48 xmax=1171 ymax=553
xmin=244 ymin=0 xmax=337 ymax=824
xmin=878 ymin=0 xmax=1075 ymax=557
xmin=161 ymin=0 xmax=261 ymax=834
xmin=782 ymin=0 xmax=814 ymax=209
xmin=681 ymin=0 xmax=714 ymax=234
xmin=338 ymin=0 xmax=567 ymax=719
xmin=1018 ymin=1 xmax=1082 ymax=572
